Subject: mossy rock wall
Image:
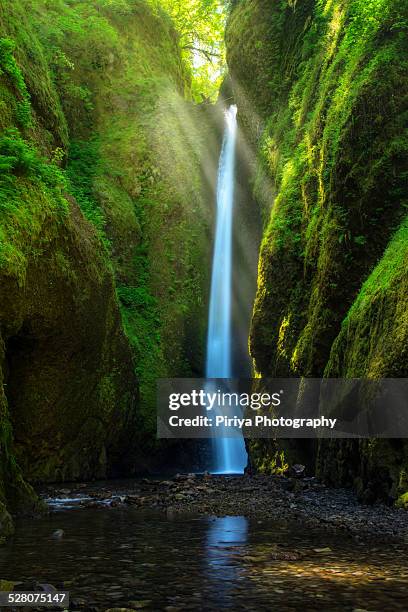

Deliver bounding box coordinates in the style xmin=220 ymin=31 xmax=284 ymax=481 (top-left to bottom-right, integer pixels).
xmin=226 ymin=0 xmax=408 ymax=501
xmin=0 ymin=0 xmax=215 ymax=534
xmin=0 ymin=0 xmax=141 ymax=534
xmin=27 ymin=0 xmax=216 ymax=459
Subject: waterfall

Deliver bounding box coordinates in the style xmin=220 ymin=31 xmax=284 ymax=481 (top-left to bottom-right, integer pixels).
xmin=206 ymin=105 xmax=248 ymax=474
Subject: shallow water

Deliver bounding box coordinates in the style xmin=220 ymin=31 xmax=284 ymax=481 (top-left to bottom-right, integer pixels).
xmin=1 ymin=507 xmax=408 ymax=611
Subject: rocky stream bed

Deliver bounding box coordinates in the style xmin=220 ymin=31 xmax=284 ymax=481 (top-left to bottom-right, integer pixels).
xmin=43 ymin=472 xmax=408 ymax=540
xmin=0 ymin=474 xmax=407 ymax=611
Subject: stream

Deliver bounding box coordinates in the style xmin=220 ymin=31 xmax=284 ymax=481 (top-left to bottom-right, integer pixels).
xmin=1 ymin=476 xmax=408 ymax=611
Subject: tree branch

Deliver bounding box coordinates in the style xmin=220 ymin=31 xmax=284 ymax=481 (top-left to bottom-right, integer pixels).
xmin=183 ymin=45 xmax=220 ymax=62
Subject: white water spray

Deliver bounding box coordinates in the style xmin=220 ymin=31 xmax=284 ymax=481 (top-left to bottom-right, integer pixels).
xmin=206 ymin=105 xmax=247 ymax=474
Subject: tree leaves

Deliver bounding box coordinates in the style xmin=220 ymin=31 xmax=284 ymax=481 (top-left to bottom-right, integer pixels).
xmin=155 ymin=0 xmax=227 ymax=100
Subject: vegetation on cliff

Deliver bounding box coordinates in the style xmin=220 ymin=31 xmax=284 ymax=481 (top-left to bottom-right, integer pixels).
xmin=226 ymin=0 xmax=408 ymax=501
xmin=0 ymin=0 xmax=142 ymax=533
xmin=0 ymin=0 xmax=218 ymax=535
xmin=28 ymin=0 xmax=215 ymax=446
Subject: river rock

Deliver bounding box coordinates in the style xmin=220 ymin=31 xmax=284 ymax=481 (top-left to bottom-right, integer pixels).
xmin=291 ymin=464 xmax=306 ymax=478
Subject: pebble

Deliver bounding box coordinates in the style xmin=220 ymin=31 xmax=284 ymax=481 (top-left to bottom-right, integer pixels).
xmin=42 ymin=473 xmax=408 ymax=541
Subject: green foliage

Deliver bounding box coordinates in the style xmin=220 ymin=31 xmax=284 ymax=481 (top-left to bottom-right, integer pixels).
xmin=155 ymin=0 xmax=227 ymax=100
xmin=228 ymin=0 xmax=408 ymax=377
xmin=117 ymin=237 xmax=163 ymax=433
xmin=228 ymin=0 xmax=408 ymax=496
xmin=326 ymin=216 xmax=408 ymax=380
xmin=353 ymin=218 xmax=408 ymax=306
xmin=0 ymin=128 xmax=68 ymax=279
xmin=118 ymin=284 xmax=157 ymax=310
xmin=0 ymin=128 xmax=66 ymax=204
xmin=21 ymin=0 xmax=211 ymax=438
xmin=396 ymin=492 xmax=408 ymax=509
xmin=0 ymin=38 xmax=32 ymax=128
xmin=0 ymin=26 xmax=69 ymax=281
xmin=66 ymin=140 xmax=108 ymax=244
xmin=0 ymin=0 xmax=211 ymax=465
xmin=0 ymin=38 xmax=27 ymax=97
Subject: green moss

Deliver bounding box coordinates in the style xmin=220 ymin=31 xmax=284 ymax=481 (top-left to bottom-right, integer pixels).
xmin=227 ymin=0 xmax=408 ymax=493
xmin=326 ymin=217 xmax=408 ymax=378
xmin=396 ymin=492 xmax=408 ymax=509
xmin=0 ymin=34 xmax=69 ymax=290
xmin=66 ymin=139 xmax=109 ymax=245
xmin=315 ymin=218 xmax=408 ymax=493
xmin=228 ymin=0 xmax=408 ymax=377
xmin=345 ymin=218 xmax=408 ymax=319
xmin=34 ymin=1 xmax=212 ymax=434
xmin=0 ymin=0 xmax=214 ymax=499
xmin=0 ymin=38 xmax=31 ymax=128
xmin=0 ymin=1 xmax=69 ymax=148
xmin=0 ymin=128 xmax=68 ymax=283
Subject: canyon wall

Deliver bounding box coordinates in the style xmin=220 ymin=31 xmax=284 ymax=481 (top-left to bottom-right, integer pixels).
xmin=0 ymin=0 xmax=214 ymax=534
xmin=226 ymin=0 xmax=408 ymax=502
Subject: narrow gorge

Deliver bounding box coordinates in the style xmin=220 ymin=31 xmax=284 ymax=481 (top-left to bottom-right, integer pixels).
xmin=0 ymin=0 xmax=407 ymax=609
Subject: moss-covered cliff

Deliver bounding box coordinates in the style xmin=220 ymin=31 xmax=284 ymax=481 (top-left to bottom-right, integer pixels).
xmin=0 ymin=0 xmax=214 ymax=535
xmin=24 ymin=0 xmax=215 ymax=458
xmin=0 ymin=1 xmax=139 ymax=533
xmin=226 ymin=0 xmax=408 ymax=501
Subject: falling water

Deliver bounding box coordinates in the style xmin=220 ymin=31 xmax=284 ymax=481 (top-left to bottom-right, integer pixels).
xmin=206 ymin=105 xmax=248 ymax=474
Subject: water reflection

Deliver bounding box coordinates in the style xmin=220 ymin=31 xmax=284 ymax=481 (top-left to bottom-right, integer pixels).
xmin=206 ymin=515 xmax=248 ymax=567
xmin=0 ymin=508 xmax=407 ymax=610
xmin=205 ymin=516 xmax=248 ymax=606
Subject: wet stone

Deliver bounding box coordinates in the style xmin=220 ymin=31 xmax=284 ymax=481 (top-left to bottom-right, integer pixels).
xmin=0 ymin=474 xmax=407 ymax=610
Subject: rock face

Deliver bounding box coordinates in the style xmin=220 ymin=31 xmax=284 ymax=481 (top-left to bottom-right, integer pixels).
xmin=0 ymin=183 xmax=138 ymax=532
xmin=1 ymin=201 xmax=138 ymax=484
xmin=0 ymin=1 xmax=139 ymax=531
xmin=0 ymin=0 xmax=214 ymax=533
xmin=23 ymin=0 xmax=216 ymax=462
xmin=226 ymin=0 xmax=408 ymax=501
